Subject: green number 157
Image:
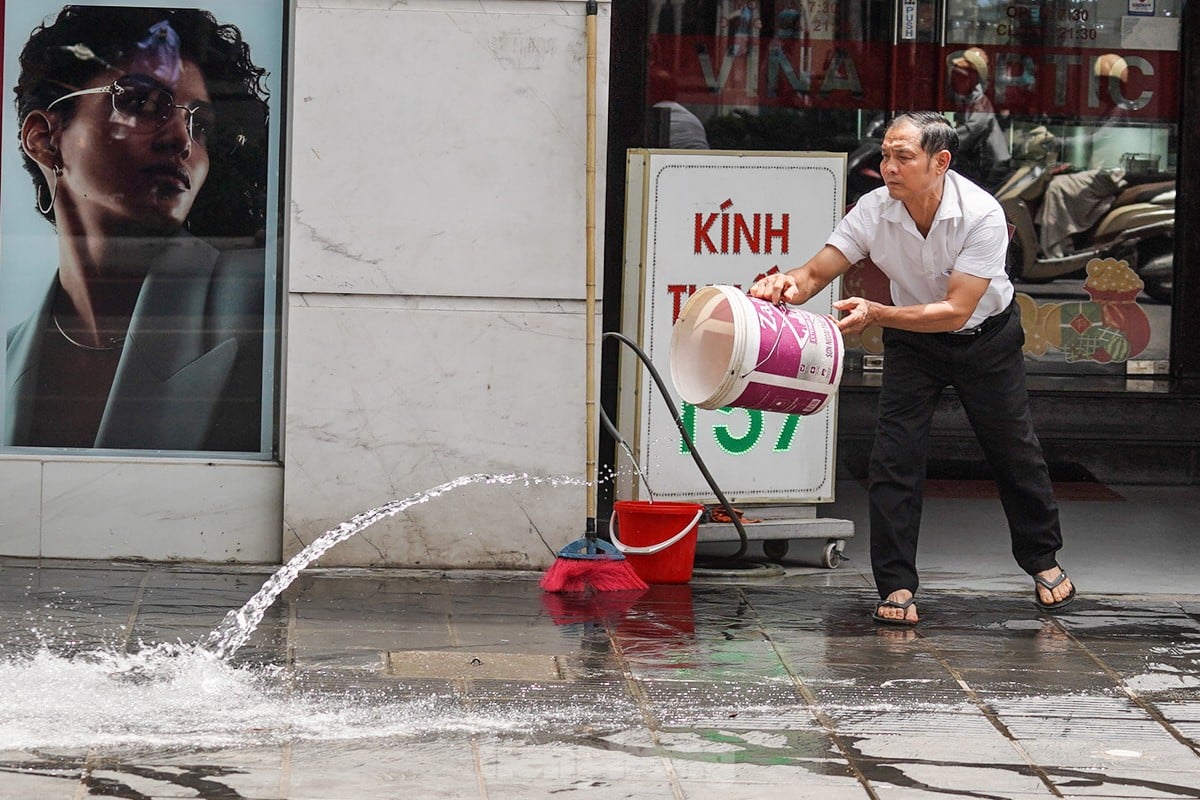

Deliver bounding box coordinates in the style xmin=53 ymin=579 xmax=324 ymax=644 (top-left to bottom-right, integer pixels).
xmin=680 ymin=404 xmax=802 ymax=455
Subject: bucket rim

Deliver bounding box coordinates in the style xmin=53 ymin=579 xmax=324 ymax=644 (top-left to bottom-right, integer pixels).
xmin=609 ymin=503 xmax=704 ymax=556
xmin=613 ymin=499 xmax=706 ymax=511
xmin=671 ymin=284 xmax=752 ymax=410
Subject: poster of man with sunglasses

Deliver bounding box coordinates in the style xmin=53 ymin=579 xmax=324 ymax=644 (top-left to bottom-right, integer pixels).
xmin=0 ymin=2 xmax=284 ymax=454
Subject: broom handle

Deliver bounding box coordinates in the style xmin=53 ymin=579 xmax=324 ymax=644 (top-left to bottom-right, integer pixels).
xmin=584 ymin=0 xmax=598 ymax=530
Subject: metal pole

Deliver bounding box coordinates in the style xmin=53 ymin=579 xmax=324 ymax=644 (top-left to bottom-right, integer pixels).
xmin=585 ymin=0 xmax=599 ymax=534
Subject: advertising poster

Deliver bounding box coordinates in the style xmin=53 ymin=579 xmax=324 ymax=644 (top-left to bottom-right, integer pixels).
xmin=0 ymin=1 xmax=285 ymax=456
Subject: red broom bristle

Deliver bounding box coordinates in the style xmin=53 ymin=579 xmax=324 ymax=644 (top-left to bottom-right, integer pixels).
xmin=540 ymin=556 xmax=648 ymax=593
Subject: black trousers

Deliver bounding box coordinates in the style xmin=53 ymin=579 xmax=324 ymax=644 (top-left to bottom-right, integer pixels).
xmin=868 ymin=303 xmax=1063 ymax=599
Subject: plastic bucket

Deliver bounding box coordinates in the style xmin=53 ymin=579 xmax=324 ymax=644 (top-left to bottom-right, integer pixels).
xmin=610 ymin=500 xmax=705 ymax=584
xmin=670 ymin=284 xmax=844 ymax=415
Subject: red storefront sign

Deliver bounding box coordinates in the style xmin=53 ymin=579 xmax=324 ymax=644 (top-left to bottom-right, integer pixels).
xmin=651 ymin=35 xmax=1180 ymax=123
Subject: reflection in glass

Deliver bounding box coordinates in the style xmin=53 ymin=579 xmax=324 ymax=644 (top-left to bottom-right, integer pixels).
xmin=639 ymin=0 xmax=1179 ymax=370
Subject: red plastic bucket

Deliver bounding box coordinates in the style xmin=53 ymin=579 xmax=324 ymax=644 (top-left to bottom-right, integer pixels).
xmin=610 ymin=500 xmax=705 ymax=584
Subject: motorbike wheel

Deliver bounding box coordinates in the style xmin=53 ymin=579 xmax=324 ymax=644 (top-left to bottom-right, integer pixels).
xmin=1140 ymin=251 xmax=1173 ymax=304
xmin=1005 ymin=236 xmax=1024 ymax=282
xmin=1006 ymin=236 xmax=1056 ymax=284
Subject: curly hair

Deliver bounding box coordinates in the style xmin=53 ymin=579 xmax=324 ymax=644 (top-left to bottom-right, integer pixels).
xmin=13 ymin=5 xmax=271 ymax=238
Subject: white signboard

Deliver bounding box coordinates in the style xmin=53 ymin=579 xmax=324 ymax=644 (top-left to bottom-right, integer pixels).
xmin=619 ymin=150 xmax=846 ymax=504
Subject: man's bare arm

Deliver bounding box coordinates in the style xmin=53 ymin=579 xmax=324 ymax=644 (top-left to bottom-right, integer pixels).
xmin=835 ymin=271 xmax=991 ymax=335
xmin=749 ymin=245 xmax=853 ymax=305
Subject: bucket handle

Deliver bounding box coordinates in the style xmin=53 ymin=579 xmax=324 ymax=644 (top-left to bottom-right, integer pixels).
xmin=609 ymin=507 xmax=704 ymax=555
xmin=740 ymin=302 xmax=805 ymax=379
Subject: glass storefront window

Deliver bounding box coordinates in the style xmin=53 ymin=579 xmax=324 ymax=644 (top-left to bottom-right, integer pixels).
xmin=644 ymin=0 xmax=1180 ymax=376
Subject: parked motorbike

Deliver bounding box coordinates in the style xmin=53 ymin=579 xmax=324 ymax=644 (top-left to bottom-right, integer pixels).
xmin=845 ymin=117 xmax=885 ymax=206
xmin=994 ymin=131 xmax=1175 ymax=303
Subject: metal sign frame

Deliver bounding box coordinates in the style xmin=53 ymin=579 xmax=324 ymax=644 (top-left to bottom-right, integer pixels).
xmin=618 ymin=149 xmax=846 ymax=504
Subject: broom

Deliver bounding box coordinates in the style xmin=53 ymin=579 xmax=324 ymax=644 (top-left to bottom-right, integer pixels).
xmin=541 ymin=0 xmax=647 ymax=594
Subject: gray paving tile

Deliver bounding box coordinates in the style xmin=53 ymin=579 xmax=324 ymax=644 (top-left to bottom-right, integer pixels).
xmin=620 ymin=637 xmax=792 ymax=682
xmin=874 ymin=789 xmax=1049 ymax=800
xmin=957 ymin=668 xmax=1113 ymax=694
xmin=153 ymin=747 xmax=286 ymax=799
xmin=681 ymin=782 xmax=872 ymax=799
xmin=1050 ymin=767 xmax=1200 ymax=797
xmin=449 ymin=619 xmax=584 ymax=654
xmin=82 ymin=764 xmax=266 ymax=799
xmin=637 ymin=679 xmax=812 ymax=730
xmin=462 ymin=679 xmax=644 ymax=735
xmin=283 ymin=739 xmax=479 ymax=800
xmin=0 ymin=752 xmax=81 ymax=800
xmin=484 ymin=779 xmax=675 ymax=800
xmin=803 ymin=667 xmax=968 ymax=709
xmin=853 ymin=737 xmax=1036 ymax=777
xmin=671 ymin=761 xmax=864 ymax=791
xmin=983 ymin=692 xmax=1151 ymax=722
xmin=0 ymin=773 xmax=79 ymax=800
xmin=289 ymin=624 xmax=447 ymax=656
xmin=829 ymin=709 xmax=1007 ymax=741
xmin=863 ymin=761 xmax=1050 ymax=797
xmin=478 ymin=736 xmax=676 ymax=798
xmin=1153 ymin=695 xmax=1200 ymax=719
xmin=657 ymin=728 xmax=860 ymax=786
xmin=1013 ymin=733 xmax=1200 ymax=773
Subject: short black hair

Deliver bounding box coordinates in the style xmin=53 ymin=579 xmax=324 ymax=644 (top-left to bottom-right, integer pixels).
xmin=14 ymin=5 xmax=270 ymax=238
xmin=887 ymin=111 xmax=959 ymax=161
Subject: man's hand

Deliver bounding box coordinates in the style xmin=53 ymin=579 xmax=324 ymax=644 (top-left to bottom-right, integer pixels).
xmin=833 ymin=296 xmax=877 ymax=334
xmin=749 ymin=273 xmax=801 ymax=305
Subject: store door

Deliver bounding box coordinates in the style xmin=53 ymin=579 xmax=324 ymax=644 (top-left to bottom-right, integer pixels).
xmin=642 ymin=0 xmax=1180 ymax=375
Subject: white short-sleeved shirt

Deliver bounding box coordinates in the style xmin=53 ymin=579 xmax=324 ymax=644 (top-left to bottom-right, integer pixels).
xmin=827 ymin=170 xmax=1014 ymax=331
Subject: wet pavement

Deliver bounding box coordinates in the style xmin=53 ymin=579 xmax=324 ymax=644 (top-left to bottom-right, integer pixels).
xmin=2 ymin=480 xmax=1200 ymax=799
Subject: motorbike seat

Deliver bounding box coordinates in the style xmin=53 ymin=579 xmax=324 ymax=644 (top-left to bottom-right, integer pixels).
xmin=1113 ymin=180 xmax=1174 ymax=208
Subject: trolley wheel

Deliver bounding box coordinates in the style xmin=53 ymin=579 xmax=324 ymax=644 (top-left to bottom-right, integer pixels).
xmin=762 ymin=539 xmax=790 ymax=562
xmin=821 ymin=541 xmax=843 ymax=569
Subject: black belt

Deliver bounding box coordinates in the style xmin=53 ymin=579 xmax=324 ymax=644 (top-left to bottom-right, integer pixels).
xmin=949 ymin=301 xmax=1014 ymax=336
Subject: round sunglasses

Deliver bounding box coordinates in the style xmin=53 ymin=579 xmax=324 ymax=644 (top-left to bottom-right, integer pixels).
xmin=47 ymin=73 xmax=216 ymax=146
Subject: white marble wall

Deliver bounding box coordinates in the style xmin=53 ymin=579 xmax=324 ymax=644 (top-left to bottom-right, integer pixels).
xmin=0 ymin=457 xmax=282 ymax=562
xmin=283 ymin=0 xmax=611 ymax=567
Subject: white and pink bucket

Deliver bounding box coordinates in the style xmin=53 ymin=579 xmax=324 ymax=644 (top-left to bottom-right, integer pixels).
xmin=670 ymin=284 xmax=844 ymax=415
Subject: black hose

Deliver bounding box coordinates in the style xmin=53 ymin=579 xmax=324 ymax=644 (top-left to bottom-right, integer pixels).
xmin=601 ymin=331 xmax=749 ymax=562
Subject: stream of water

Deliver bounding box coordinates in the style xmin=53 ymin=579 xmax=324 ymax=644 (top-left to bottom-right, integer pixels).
xmin=0 ymin=472 xmax=589 ymax=750
xmin=203 ymin=471 xmax=575 ymax=659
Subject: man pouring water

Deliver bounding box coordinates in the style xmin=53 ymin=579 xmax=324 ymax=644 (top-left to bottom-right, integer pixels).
xmin=750 ymin=111 xmax=1074 ymax=626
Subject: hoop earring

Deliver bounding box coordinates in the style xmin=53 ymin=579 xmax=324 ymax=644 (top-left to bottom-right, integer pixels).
xmin=37 ymin=164 xmax=63 ymax=215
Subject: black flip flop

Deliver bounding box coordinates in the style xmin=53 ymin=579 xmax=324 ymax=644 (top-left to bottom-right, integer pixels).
xmin=1033 ymin=570 xmax=1077 ymax=611
xmin=872 ymin=596 xmax=918 ymax=626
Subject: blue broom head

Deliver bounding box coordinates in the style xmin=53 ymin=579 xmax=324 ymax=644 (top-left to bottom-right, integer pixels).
xmin=554 ymin=537 xmax=627 ymax=560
